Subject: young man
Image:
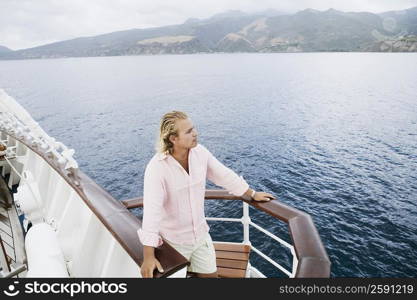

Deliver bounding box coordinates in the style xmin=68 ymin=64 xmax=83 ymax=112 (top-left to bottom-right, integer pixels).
xmin=138 ymin=111 xmax=275 ymax=278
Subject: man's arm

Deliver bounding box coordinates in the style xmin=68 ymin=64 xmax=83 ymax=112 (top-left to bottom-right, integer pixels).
xmin=138 ymin=163 xmax=165 ymax=277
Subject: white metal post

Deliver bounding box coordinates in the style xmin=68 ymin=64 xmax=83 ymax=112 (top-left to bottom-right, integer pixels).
xmin=242 ymin=202 xmax=250 ymax=244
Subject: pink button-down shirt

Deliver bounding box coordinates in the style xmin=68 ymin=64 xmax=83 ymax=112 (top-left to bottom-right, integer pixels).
xmin=137 ymin=144 xmax=249 ymax=247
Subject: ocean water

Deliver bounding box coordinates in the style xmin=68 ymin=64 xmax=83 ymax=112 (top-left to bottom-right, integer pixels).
xmin=0 ymin=53 xmax=416 ymax=277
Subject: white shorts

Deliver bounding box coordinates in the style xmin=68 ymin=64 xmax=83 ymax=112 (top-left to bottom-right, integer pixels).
xmin=165 ymin=233 xmax=217 ymax=274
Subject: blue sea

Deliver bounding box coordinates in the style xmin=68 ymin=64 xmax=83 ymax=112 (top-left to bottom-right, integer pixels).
xmin=0 ymin=53 xmax=416 ymax=277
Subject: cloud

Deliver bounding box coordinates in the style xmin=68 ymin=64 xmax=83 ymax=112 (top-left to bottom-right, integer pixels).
xmin=1 ymin=0 xmax=417 ymax=50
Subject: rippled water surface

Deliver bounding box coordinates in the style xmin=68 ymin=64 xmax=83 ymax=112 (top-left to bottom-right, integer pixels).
xmin=0 ymin=53 xmax=416 ymax=277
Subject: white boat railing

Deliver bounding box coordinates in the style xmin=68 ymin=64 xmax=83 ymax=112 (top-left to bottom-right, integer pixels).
xmin=0 ymin=111 xmax=78 ymax=173
xmin=206 ymin=201 xmax=298 ymax=277
xmin=202 ymin=190 xmax=331 ymax=278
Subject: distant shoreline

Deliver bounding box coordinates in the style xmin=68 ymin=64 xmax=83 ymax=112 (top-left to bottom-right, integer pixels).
xmin=2 ymin=51 xmax=417 ymax=62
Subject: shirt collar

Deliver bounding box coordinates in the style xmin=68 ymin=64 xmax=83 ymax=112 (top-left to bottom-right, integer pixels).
xmin=157 ymin=147 xmax=194 ymax=161
xmin=157 ymin=152 xmax=168 ymax=161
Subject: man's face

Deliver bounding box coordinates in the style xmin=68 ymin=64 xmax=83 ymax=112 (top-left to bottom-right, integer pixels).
xmin=172 ymin=118 xmax=198 ymax=150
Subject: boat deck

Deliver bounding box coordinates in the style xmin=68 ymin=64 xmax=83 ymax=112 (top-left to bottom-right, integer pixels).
xmin=0 ymin=173 xmax=26 ymax=278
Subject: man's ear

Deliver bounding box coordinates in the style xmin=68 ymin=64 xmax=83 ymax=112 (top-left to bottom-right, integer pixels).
xmin=169 ymin=134 xmax=177 ymax=145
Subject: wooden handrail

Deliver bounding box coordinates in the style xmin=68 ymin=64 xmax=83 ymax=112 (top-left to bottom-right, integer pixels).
xmin=122 ymin=197 xmax=144 ymax=209
xmin=122 ymin=189 xmax=331 ymax=278
xmin=1 ymin=130 xmax=189 ymax=278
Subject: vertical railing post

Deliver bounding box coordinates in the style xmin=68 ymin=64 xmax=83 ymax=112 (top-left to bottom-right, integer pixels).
xmin=290 ymin=248 xmax=299 ymax=278
xmin=242 ymin=202 xmax=250 ymax=244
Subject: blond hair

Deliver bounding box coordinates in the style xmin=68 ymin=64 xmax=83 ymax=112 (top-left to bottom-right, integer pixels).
xmin=157 ymin=111 xmax=188 ymax=154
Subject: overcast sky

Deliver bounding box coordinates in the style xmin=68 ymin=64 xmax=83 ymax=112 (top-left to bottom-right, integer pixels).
xmin=1 ymin=0 xmax=417 ymax=50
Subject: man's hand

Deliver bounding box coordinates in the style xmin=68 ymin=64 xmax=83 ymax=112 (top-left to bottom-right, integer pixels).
xmin=141 ymin=245 xmax=164 ymax=278
xmin=141 ymin=257 xmax=164 ymax=278
xmin=253 ymin=191 xmax=275 ymax=202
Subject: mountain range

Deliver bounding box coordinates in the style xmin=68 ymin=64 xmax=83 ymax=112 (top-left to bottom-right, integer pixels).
xmin=1 ymin=7 xmax=417 ymax=60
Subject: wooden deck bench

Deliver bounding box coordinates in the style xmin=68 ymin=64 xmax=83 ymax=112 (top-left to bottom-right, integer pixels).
xmin=214 ymin=242 xmax=251 ymax=278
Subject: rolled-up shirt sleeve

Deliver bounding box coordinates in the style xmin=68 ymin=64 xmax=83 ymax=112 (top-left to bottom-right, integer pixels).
xmin=137 ymin=162 xmax=165 ymax=247
xmin=205 ymin=147 xmax=249 ymax=196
